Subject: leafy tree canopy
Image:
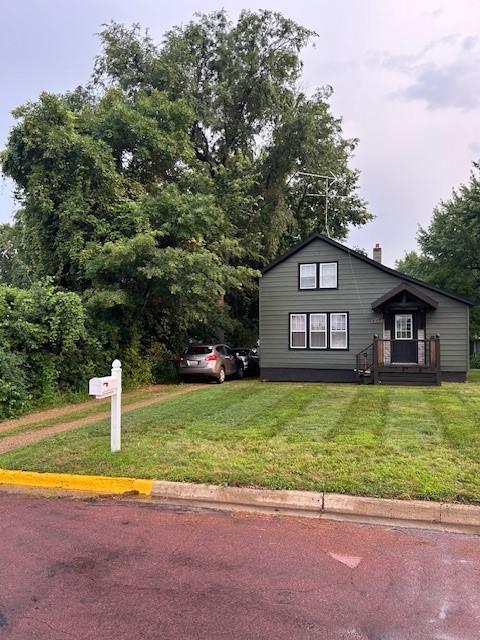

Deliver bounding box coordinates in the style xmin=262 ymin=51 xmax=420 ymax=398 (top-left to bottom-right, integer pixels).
xmin=397 ymin=162 xmax=480 ymax=338
xmin=1 ymin=10 xmax=372 ymax=411
xmin=92 ymin=11 xmax=371 ymax=257
xmin=0 ymin=223 xmax=30 ymax=286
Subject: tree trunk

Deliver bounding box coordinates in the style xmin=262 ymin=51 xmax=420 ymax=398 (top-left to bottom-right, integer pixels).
xmin=216 ymin=292 xmax=225 ymax=342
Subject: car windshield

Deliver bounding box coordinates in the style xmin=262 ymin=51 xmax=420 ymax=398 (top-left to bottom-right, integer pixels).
xmin=235 ymin=349 xmax=250 ymax=356
xmin=186 ymin=346 xmax=213 ymax=355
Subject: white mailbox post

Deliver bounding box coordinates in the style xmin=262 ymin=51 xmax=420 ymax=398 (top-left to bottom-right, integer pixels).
xmin=88 ymin=360 xmax=122 ymax=452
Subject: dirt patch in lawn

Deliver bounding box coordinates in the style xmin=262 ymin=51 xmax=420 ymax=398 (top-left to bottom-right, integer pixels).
xmin=0 ymin=385 xmax=189 ymax=435
xmin=0 ymin=385 xmax=203 ymax=454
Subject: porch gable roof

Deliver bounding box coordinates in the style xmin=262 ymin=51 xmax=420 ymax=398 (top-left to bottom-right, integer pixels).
xmin=371 ymin=282 xmax=439 ymax=312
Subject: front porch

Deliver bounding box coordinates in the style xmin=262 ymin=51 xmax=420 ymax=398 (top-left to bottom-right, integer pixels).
xmin=356 ymin=282 xmax=442 ymax=385
xmin=355 ymin=336 xmax=441 ymax=385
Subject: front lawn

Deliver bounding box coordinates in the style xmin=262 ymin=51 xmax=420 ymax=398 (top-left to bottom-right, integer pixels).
xmin=1 ymin=374 xmax=479 ymax=503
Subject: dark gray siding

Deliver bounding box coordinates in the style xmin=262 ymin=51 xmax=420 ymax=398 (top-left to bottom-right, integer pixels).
xmin=259 ymin=239 xmax=469 ymax=373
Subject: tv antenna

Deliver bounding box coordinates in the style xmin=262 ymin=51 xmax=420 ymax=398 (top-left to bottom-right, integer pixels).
xmin=296 ymin=171 xmax=347 ymax=238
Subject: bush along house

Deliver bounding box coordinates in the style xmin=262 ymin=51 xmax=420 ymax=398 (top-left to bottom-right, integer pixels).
xmin=259 ymin=233 xmax=472 ymax=385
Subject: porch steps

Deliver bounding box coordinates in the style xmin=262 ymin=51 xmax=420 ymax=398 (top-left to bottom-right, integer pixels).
xmin=376 ymin=370 xmax=439 ymax=386
xmin=355 ymin=336 xmax=441 ymax=386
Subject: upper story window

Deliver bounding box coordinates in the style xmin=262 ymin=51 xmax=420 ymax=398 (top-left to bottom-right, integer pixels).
xmin=319 ymin=262 xmax=337 ymax=288
xmin=299 ymin=262 xmax=338 ymax=289
xmin=299 ymin=263 xmax=317 ymax=289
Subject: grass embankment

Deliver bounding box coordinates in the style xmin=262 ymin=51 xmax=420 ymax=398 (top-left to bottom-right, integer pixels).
xmin=1 ymin=374 xmax=479 ymax=503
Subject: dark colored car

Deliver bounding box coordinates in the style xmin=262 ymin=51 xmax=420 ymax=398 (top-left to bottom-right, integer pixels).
xmin=178 ymin=344 xmax=243 ymax=383
xmin=233 ymin=348 xmax=260 ymax=376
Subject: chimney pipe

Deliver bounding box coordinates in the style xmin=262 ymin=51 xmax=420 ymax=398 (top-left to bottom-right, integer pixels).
xmin=373 ymin=243 xmax=382 ymax=263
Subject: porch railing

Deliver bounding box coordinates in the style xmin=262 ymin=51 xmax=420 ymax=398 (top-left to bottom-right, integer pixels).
xmin=355 ymin=335 xmax=441 ymax=374
xmin=355 ymin=342 xmax=375 ymax=374
xmin=373 ymin=335 xmax=440 ymax=370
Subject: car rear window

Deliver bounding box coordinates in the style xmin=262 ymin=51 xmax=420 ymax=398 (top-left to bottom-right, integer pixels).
xmin=186 ymin=346 xmax=213 ymax=355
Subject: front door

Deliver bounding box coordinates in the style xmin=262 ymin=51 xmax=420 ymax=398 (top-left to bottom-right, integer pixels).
xmin=391 ymin=313 xmax=417 ymax=363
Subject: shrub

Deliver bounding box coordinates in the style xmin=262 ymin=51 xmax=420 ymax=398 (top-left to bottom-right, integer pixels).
xmin=0 ymin=349 xmax=30 ymax=419
xmin=0 ymin=281 xmax=89 ymax=416
xmin=146 ymin=342 xmax=179 ymax=383
xmin=470 ymin=353 xmax=480 ymax=369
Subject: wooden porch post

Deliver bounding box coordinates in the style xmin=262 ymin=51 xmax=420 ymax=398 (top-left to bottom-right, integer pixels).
xmin=373 ymin=335 xmax=380 ymax=384
xmin=429 ymin=335 xmax=441 ymax=384
xmin=373 ymin=334 xmax=385 ymax=367
xmin=435 ymin=335 xmax=441 ymax=384
xmin=429 ymin=335 xmax=435 ymax=369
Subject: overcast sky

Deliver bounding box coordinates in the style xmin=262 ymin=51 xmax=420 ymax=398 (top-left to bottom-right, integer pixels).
xmin=1 ymin=0 xmax=479 ymax=266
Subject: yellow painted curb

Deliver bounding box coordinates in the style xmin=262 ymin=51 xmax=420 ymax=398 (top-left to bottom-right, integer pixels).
xmin=0 ymin=468 xmax=153 ymax=495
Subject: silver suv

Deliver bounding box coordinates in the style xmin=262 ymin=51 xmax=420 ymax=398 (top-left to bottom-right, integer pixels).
xmin=178 ymin=344 xmax=242 ymax=383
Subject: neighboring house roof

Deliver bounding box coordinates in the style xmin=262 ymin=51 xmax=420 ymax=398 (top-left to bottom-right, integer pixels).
xmin=371 ymin=283 xmax=439 ymax=311
xmin=261 ymin=232 xmax=473 ymax=306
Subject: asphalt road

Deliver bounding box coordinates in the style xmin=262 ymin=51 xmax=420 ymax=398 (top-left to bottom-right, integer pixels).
xmin=0 ymin=492 xmax=479 ymax=640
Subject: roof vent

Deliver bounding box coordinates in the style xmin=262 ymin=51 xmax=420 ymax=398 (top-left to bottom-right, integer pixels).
xmin=373 ymin=243 xmax=382 ymax=263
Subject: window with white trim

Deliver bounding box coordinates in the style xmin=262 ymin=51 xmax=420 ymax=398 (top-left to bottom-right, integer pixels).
xmin=330 ymin=313 xmax=348 ymax=349
xmin=299 ymin=263 xmax=317 ymax=289
xmin=309 ymin=313 xmax=327 ymax=349
xmin=395 ymin=314 xmax=413 ymax=340
xmin=290 ymin=313 xmax=307 ymax=348
xmin=319 ymin=262 xmax=337 ymax=288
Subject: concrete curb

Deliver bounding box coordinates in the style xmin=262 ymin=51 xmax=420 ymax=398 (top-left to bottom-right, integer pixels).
xmin=152 ymin=481 xmax=323 ymax=516
xmin=1 ymin=469 xmax=479 ymax=533
xmin=0 ymin=468 xmax=153 ymax=495
xmin=151 ymin=481 xmax=480 ymax=533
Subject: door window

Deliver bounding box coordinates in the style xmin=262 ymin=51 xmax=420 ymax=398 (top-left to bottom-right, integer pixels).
xmin=395 ymin=314 xmax=413 ymax=340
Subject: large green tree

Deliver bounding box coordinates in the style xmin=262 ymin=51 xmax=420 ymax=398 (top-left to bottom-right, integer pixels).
xmin=2 ymin=88 xmax=255 ymax=361
xmin=0 ymin=223 xmax=29 ymax=286
xmin=2 ymin=10 xmax=371 ymax=395
xmin=397 ymin=162 xmax=480 ymax=339
xmin=94 ymin=11 xmax=371 ymax=260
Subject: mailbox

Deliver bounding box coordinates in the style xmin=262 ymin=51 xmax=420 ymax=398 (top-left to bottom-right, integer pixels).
xmin=88 ymin=360 xmax=122 ymax=452
xmin=89 ymin=375 xmax=118 ymax=399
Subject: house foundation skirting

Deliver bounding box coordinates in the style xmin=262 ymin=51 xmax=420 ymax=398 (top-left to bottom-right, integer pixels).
xmin=441 ymin=371 xmax=467 ymax=382
xmin=260 ymin=367 xmax=467 ymax=383
xmin=260 ymin=368 xmax=357 ymax=383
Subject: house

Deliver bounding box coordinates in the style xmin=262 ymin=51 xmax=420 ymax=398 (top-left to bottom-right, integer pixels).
xmin=259 ymin=232 xmax=472 ymax=385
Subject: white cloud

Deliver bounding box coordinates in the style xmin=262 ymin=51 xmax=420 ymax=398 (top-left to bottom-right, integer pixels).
xmin=1 ymin=0 xmax=480 ymax=267
xmin=423 ymin=7 xmax=443 ymax=18
xmin=469 ymin=142 xmax=480 ymax=155
xmin=371 ymin=33 xmax=480 ymax=111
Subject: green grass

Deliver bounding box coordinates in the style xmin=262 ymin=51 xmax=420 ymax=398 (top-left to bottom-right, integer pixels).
xmin=1 ymin=375 xmax=479 ymax=503
xmin=0 ymin=386 xmax=180 ymax=440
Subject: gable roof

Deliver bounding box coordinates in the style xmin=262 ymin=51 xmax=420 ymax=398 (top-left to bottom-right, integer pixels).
xmin=261 ymin=232 xmax=473 ymax=306
xmin=371 ymin=283 xmax=439 ymax=311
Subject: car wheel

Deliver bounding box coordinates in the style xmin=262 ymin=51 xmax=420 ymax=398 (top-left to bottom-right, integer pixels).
xmin=217 ymin=366 xmax=226 ymax=384
xmin=236 ymin=365 xmax=244 ymax=379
